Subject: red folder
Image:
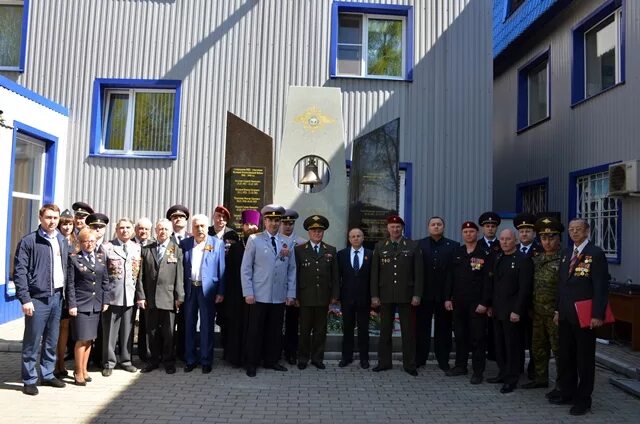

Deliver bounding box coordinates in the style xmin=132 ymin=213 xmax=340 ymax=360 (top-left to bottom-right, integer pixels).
xmin=574 ymin=299 xmax=615 ymax=328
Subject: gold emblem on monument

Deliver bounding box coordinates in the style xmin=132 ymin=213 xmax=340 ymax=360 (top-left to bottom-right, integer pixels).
xmin=295 ymin=107 xmax=335 ymax=131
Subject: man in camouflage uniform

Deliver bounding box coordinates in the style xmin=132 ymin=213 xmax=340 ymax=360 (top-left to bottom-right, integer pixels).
xmin=522 ymin=217 xmax=563 ymax=391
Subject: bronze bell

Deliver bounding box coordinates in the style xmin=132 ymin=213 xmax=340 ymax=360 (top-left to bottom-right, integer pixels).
xmin=299 ymin=157 xmax=322 ymax=189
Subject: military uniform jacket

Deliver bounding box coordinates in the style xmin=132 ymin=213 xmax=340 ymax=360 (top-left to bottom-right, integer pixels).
xmin=137 ymin=240 xmax=185 ymax=310
xmin=557 ymin=242 xmax=609 ymax=325
xmin=446 ymin=243 xmax=492 ymax=307
xmin=102 ymin=239 xmax=142 ymax=307
xmin=518 ymin=242 xmax=544 ymax=258
xmin=492 ymin=251 xmax=533 ymax=320
xmin=295 ymin=241 xmax=339 ymax=307
xmin=371 ymin=237 xmax=424 ymax=304
xmin=241 ymin=231 xmax=296 ymax=303
xmin=532 ymin=251 xmax=561 ymax=315
xmin=480 ymin=238 xmax=502 ymax=259
xmin=66 ymin=251 xmax=110 ymax=313
xmin=418 ymin=236 xmax=459 ymax=302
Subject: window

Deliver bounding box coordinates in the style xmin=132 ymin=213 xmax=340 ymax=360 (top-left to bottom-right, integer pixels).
xmin=569 ymin=165 xmax=620 ymax=262
xmin=571 ymin=0 xmax=624 ymax=105
xmin=507 ymin=0 xmax=526 ymax=17
xmin=90 ymin=79 xmax=181 ymax=159
xmin=517 ymin=49 xmax=549 ymax=131
xmin=331 ymin=2 xmax=413 ymax=81
xmin=516 ymin=179 xmax=548 ymax=215
xmin=0 ymin=0 xmax=29 ymax=71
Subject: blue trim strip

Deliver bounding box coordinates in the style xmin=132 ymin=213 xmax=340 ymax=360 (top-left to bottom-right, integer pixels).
xmin=5 ymin=121 xmax=58 ymax=287
xmin=567 ymin=161 xmax=621 ymax=263
xmin=0 ymin=75 xmax=68 ymax=116
xmin=517 ymin=48 xmax=550 ymax=131
xmin=329 ymin=2 xmax=413 ymax=81
xmin=515 ymin=177 xmax=548 ymax=213
xmin=89 ymin=78 xmax=182 ymax=160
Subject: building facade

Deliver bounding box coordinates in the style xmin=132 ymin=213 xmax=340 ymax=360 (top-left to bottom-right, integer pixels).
xmin=493 ymin=0 xmax=640 ymax=282
xmin=0 ymin=0 xmax=492 ymax=322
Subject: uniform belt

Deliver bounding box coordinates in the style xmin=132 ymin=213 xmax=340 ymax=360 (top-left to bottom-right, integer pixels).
xmin=191 ymin=280 xmax=202 ymax=287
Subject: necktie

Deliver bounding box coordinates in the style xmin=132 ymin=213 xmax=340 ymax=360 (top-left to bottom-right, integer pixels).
xmin=353 ymin=250 xmax=360 ymax=271
xmin=157 ymin=244 xmax=165 ymax=260
xmin=569 ymin=247 xmax=580 ymax=275
xmin=521 ymin=246 xmax=527 ymax=254
xmin=314 ymin=245 xmax=319 ymax=255
xmin=122 ymin=243 xmax=128 ymax=255
xmin=392 ymin=242 xmax=398 ymax=251
xmin=87 ymin=253 xmax=94 ymax=265
xmin=271 ymin=236 xmax=277 ymax=255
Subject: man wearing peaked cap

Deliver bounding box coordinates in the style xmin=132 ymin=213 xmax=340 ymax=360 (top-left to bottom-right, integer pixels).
xmin=280 ymin=208 xmax=306 ymax=365
xmin=478 ymin=211 xmax=501 ymax=362
xmin=241 ymin=204 xmax=295 ymax=377
xmin=371 ymin=214 xmax=424 ymax=376
xmin=295 ymin=215 xmax=339 ymax=370
xmin=72 ymin=202 xmax=94 ymax=234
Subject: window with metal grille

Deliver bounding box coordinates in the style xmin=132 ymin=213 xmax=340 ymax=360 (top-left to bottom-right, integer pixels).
xmin=520 ymin=184 xmax=547 ymax=216
xmin=575 ymin=170 xmax=619 ymax=259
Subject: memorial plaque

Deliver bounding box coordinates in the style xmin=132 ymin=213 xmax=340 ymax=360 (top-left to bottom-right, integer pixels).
xmin=225 ymin=166 xmax=266 ymax=232
xmin=349 ymin=118 xmax=400 ymax=249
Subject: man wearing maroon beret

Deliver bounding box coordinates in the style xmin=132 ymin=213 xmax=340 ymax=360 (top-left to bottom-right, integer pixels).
xmin=208 ymin=205 xmax=236 ymax=240
xmin=371 ymin=215 xmax=424 ymax=376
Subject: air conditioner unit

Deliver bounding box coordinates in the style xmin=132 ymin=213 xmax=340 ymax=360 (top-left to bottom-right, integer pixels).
xmin=608 ymin=160 xmax=640 ymax=196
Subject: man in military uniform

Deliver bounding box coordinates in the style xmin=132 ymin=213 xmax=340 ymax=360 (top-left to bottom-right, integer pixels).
xmin=371 ymin=215 xmax=424 ymax=376
xmin=522 ymin=217 xmax=563 ymax=391
xmin=85 ymin=212 xmax=109 ymax=368
xmin=208 ymin=205 xmax=235 ymax=240
xmin=479 ymin=211 xmax=501 ymax=362
xmin=280 ymin=209 xmax=306 ymax=365
xmin=295 ymin=215 xmax=339 ymax=370
xmin=72 ymin=202 xmax=94 ymax=235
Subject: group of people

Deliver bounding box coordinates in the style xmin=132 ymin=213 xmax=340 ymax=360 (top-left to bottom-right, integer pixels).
xmin=13 ymin=201 xmax=609 ymax=416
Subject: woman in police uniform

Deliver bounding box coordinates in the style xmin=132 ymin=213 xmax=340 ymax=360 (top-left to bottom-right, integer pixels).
xmin=66 ymin=228 xmax=110 ymax=385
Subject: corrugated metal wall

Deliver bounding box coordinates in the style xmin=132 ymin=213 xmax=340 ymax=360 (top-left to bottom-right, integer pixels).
xmin=493 ymin=0 xmax=640 ymax=281
xmin=10 ymin=0 xmax=492 ymax=240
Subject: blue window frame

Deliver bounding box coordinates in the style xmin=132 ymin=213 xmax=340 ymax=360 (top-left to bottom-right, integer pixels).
xmin=516 ymin=177 xmax=548 ymax=214
xmin=330 ymin=2 xmax=413 ymax=81
xmin=0 ymin=0 xmax=30 ymax=72
xmin=571 ymin=0 xmax=625 ymax=106
xmin=568 ymin=163 xmax=621 ymax=263
xmin=505 ymin=0 xmax=526 ymax=19
xmin=517 ymin=48 xmax=550 ymax=132
xmin=90 ymin=79 xmax=182 ymax=159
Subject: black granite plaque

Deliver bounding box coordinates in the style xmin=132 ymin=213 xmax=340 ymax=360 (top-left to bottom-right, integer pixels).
xmin=226 ymin=166 xmax=266 ymax=231
xmin=349 ymin=119 xmax=400 ymax=249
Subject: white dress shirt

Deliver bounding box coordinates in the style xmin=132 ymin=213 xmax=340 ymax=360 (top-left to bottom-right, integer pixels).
xmin=190 ymin=239 xmax=206 ymax=281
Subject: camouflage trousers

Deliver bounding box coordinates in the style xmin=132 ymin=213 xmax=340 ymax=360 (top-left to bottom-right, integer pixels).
xmin=532 ymin=311 xmax=559 ymax=384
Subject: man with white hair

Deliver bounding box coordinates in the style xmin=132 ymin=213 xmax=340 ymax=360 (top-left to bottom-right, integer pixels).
xmin=181 ymin=214 xmax=225 ymax=374
xmin=133 ymin=217 xmax=154 ymax=246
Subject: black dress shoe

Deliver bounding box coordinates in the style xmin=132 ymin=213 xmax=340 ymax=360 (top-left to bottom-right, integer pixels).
xmin=269 ymin=364 xmax=288 ymax=372
xmin=141 ymin=364 xmax=159 ymax=373
xmin=569 ymin=405 xmax=591 ymax=416
xmin=500 ymin=383 xmax=516 ymax=394
xmin=165 ymin=366 xmax=176 ymax=374
xmin=470 ymin=374 xmax=483 ymax=385
xmin=338 ymin=359 xmax=352 ymax=368
xmin=360 ymin=360 xmax=369 ymax=369
xmin=487 ymin=375 xmax=504 ymax=384
xmin=41 ymin=377 xmax=66 ymax=388
xmin=548 ymin=395 xmax=573 ymax=405
xmin=246 ymin=367 xmax=256 ymax=377
xmin=286 ymin=356 xmax=297 ymax=366
xmin=439 ymin=364 xmax=451 ymax=372
xmin=521 ymin=381 xmax=548 ymax=389
xmin=404 ymin=368 xmax=418 ymax=376
xmin=23 ymin=384 xmax=39 ymax=396
xmin=297 ymin=361 xmax=307 ymax=370
xmin=545 ymin=389 xmax=560 ymax=399
xmin=202 ymin=365 xmax=212 ymax=374
xmin=372 ymin=365 xmax=391 ymax=372
xmin=101 ymin=368 xmax=113 ymax=377
xmin=445 ymin=366 xmax=468 ymax=377
xmin=311 ymin=361 xmax=326 ymax=370
xmin=183 ymin=364 xmax=196 ymax=372
xmin=53 ymin=370 xmax=69 ymax=379
xmin=121 ymin=364 xmax=138 ymax=373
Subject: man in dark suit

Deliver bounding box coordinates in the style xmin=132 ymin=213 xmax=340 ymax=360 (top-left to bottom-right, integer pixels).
xmin=337 ymin=227 xmax=372 ymax=369
xmin=166 ymin=204 xmax=190 ymax=360
xmin=549 ymin=218 xmax=609 ymax=416
xmin=478 ymin=211 xmax=502 ymax=362
xmin=371 ymin=215 xmax=424 ymax=376
xmin=416 ymin=216 xmax=458 ymax=370
xmin=488 ymin=227 xmax=533 ymax=394
xmin=137 ymin=218 xmax=184 ymax=374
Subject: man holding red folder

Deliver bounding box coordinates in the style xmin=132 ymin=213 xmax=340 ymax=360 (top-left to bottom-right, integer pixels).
xmin=551 ymin=218 xmax=609 ymax=416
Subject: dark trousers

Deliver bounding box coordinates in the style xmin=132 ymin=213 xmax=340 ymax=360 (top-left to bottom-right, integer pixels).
xmin=145 ymin=308 xmax=176 ymax=367
xmin=137 ymin=307 xmax=150 ymax=361
xmin=558 ymin=319 xmax=596 ymax=407
xmin=245 ymin=302 xmax=285 ymax=368
xmin=174 ymin=308 xmax=185 ymax=360
xmin=521 ymin=312 xmax=535 ymax=376
xmin=494 ymin=318 xmax=522 ymax=385
xmin=378 ymin=303 xmax=416 ymax=371
xmin=102 ymin=305 xmax=134 ymax=369
xmin=341 ymin=303 xmax=370 ymax=362
xmin=184 ymin=286 xmax=216 ymax=366
xmin=283 ymin=304 xmax=299 ymax=359
xmin=415 ymin=299 xmax=452 ymax=368
xmin=22 ymin=291 xmax=62 ymax=384
xmin=453 ymin=302 xmax=487 ymax=374
xmin=298 ymin=305 xmax=329 ymax=363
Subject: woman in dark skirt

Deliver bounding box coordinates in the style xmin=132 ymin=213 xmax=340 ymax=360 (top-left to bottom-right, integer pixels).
xmin=66 ymin=228 xmax=110 ymax=385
